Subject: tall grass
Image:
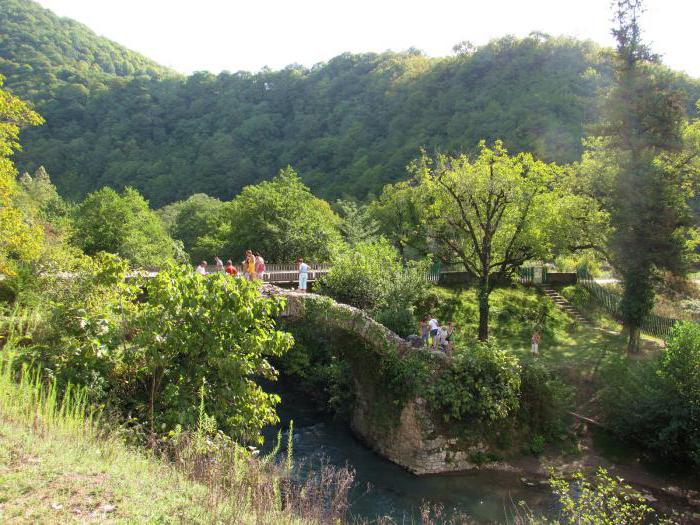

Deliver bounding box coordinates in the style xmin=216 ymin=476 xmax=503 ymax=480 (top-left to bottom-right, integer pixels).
xmin=0 ymin=352 xmax=96 ymax=437
xmin=0 ymin=348 xmax=354 ymax=524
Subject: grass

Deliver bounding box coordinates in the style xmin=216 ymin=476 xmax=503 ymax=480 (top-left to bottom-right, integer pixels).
xmin=428 ymin=285 xmax=663 ymax=407
xmin=0 ymin=356 xmax=347 ymax=524
xmin=0 ymin=420 xmax=220 ymax=523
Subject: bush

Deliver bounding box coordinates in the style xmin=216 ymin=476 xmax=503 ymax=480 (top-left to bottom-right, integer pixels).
xmin=131 ymin=264 xmax=294 ymax=442
xmin=318 ymin=239 xmax=429 ymax=336
xmin=518 ymin=362 xmax=574 ymax=440
xmin=600 ymin=322 xmax=700 ymax=466
xmin=548 ymin=468 xmax=657 ymax=524
xmin=560 ymin=285 xmax=592 ymax=312
xmin=428 ymin=340 xmax=521 ymax=423
xmin=317 ymin=239 xmax=397 ymax=310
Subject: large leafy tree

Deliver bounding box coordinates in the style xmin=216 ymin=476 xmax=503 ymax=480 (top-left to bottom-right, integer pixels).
xmin=72 ymin=186 xmax=176 ymax=268
xmin=131 ymin=265 xmax=293 ymax=441
xmin=417 ymin=141 xmax=591 ymax=340
xmin=0 ymin=75 xmax=43 ymax=275
xmin=158 ymin=193 xmax=229 ymax=263
xmin=224 ymin=167 xmax=342 ymax=263
xmin=595 ymin=0 xmax=696 ymax=352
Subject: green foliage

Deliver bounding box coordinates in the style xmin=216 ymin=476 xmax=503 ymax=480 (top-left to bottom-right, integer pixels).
xmin=379 ymin=351 xmax=430 ymax=406
xmin=335 ymin=199 xmax=379 ymax=247
xmin=518 ymin=362 xmax=574 ymax=440
xmin=415 ymin=141 xmax=595 ymax=339
xmin=132 ymin=264 xmax=294 ymax=442
xmin=158 ymin=193 xmax=229 ymax=263
xmin=0 ymin=75 xmax=44 ymax=275
xmin=548 ymin=468 xmax=656 ymax=524
xmin=600 ymin=322 xmax=700 ymax=466
xmin=318 ymin=239 xmax=398 ymax=310
xmin=586 ymin=2 xmax=698 ymax=351
xmin=11 ymin=253 xmax=137 ymax=399
xmin=427 ymin=340 xmax=521 ymax=423
xmin=72 ymin=186 xmax=176 ymax=268
xmin=318 ymin=238 xmax=429 ymax=336
xmin=16 ymin=166 xmax=70 ymax=223
xmin=5 ymin=1 xmax=699 ymax=208
xmin=13 ymin=256 xmax=294 ymax=444
xmin=224 ymin=167 xmax=342 ymax=263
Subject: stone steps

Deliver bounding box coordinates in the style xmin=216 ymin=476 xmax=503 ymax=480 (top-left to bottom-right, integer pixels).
xmin=542 ymin=286 xmax=589 ymax=324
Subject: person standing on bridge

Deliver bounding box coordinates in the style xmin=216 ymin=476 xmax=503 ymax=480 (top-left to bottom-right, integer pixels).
xmin=243 ymin=250 xmax=256 ymax=280
xmin=225 ymin=259 xmax=238 ymax=276
xmin=214 ymin=256 xmax=224 ymax=273
xmin=428 ymin=316 xmax=440 ymax=350
xmin=255 ymin=252 xmax=266 ymax=281
xmin=195 ymin=261 xmax=207 ymax=276
xmin=297 ymin=257 xmax=309 ymax=293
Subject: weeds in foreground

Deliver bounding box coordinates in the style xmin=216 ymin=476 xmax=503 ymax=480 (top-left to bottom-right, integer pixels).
xmin=0 ymin=357 xmax=355 ymax=524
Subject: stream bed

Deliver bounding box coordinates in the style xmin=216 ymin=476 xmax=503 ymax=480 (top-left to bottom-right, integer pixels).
xmin=263 ymin=386 xmax=555 ymax=523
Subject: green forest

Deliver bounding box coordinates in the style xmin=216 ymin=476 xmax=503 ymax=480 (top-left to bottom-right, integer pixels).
xmin=2 ymin=0 xmax=700 ymax=522
xmin=2 ymin=0 xmax=700 ymax=205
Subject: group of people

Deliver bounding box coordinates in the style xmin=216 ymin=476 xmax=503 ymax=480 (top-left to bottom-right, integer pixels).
xmin=420 ymin=316 xmax=455 ymax=354
xmin=195 ymin=251 xmax=267 ymax=280
xmin=194 ymin=253 xmax=312 ymax=292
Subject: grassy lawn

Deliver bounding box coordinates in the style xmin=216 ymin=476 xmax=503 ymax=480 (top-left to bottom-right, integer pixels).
xmin=430 ymin=284 xmax=662 ymax=387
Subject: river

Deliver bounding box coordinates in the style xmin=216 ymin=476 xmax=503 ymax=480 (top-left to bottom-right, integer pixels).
xmin=263 ymin=385 xmax=555 ymax=523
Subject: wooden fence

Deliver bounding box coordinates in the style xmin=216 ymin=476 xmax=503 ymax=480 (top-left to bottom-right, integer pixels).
xmin=577 ymin=267 xmax=680 ymax=338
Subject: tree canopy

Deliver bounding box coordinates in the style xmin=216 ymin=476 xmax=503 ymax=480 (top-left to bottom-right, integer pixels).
xmin=415 ymin=142 xmax=594 ymax=340
xmin=72 ymin=186 xmax=176 ymax=268
xmin=2 ymin=0 xmax=699 ymax=206
xmin=223 ymin=167 xmax=342 ymax=263
xmin=0 ymin=75 xmax=44 ymax=275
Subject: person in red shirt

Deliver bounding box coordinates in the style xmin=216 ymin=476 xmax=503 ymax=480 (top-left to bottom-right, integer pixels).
xmin=225 ymin=259 xmax=238 ymax=276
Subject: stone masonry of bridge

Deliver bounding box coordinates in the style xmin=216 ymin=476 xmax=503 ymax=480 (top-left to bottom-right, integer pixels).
xmin=267 ymin=288 xmax=502 ymax=475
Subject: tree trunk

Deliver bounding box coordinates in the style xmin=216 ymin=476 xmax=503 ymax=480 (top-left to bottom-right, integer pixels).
xmin=627 ymin=323 xmax=641 ymax=354
xmin=477 ymin=281 xmax=490 ymax=341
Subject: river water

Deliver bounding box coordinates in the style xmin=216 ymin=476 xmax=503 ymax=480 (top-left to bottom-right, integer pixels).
xmin=263 ymin=386 xmax=555 ymax=523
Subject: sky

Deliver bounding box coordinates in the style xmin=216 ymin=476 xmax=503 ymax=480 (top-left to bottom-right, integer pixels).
xmin=36 ymin=0 xmax=700 ymax=78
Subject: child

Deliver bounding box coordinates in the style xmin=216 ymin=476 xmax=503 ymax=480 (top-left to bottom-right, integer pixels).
xmin=420 ymin=317 xmax=429 ymax=346
xmin=428 ymin=316 xmax=440 ymax=350
xmin=531 ymin=330 xmax=541 ymax=356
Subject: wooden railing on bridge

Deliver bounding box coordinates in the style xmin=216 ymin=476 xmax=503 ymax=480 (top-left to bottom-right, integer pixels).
xmin=203 ymin=263 xmax=331 ymax=283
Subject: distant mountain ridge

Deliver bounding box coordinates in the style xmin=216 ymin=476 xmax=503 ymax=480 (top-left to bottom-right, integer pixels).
xmin=2 ymin=0 xmax=699 ymax=206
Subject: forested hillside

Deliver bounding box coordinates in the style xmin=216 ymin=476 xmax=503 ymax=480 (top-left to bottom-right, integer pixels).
xmin=2 ymin=0 xmax=699 ymax=205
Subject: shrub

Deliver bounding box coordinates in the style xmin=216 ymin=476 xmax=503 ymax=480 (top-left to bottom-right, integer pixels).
xmin=318 ymin=238 xmax=429 ymax=336
xmin=548 ymin=468 xmax=657 ymax=524
xmin=518 ymin=362 xmax=574 ymax=440
xmin=560 ymin=285 xmax=592 ymax=312
xmin=131 ymin=264 xmax=294 ymax=442
xmin=600 ymin=322 xmax=700 ymax=466
xmin=428 ymin=340 xmax=521 ymax=423
xmin=317 ymin=239 xmax=397 ymax=310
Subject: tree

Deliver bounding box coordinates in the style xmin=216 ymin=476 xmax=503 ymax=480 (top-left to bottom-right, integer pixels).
xmin=132 ymin=265 xmax=293 ymax=441
xmin=72 ymin=186 xmax=176 ymax=268
xmin=417 ymin=141 xmax=584 ymax=341
xmin=225 ymin=167 xmax=342 ymax=263
xmin=158 ymin=193 xmax=229 ymax=263
xmin=369 ymin=180 xmax=431 ymax=260
xmin=598 ymin=0 xmax=695 ymax=352
xmin=0 ymin=75 xmax=44 ymax=275
xmin=335 ymin=199 xmax=379 ymax=246
xmin=17 ymin=166 xmax=69 ymax=222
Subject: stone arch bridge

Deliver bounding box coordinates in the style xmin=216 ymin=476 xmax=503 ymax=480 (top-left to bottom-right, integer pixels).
xmin=263 ymin=288 xmax=492 ymax=476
